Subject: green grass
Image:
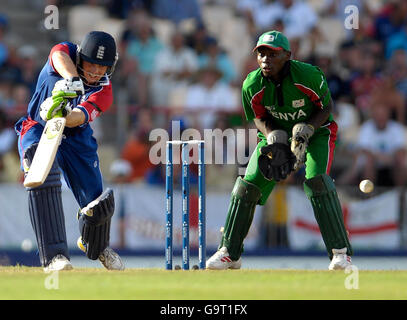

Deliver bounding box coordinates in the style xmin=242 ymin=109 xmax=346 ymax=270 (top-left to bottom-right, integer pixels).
xmin=0 ymin=267 xmax=406 ymax=300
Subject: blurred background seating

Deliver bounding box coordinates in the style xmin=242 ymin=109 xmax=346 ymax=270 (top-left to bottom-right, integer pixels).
xmin=2 ymin=0 xmax=407 ymax=252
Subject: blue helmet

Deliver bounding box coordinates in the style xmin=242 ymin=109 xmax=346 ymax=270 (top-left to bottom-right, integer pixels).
xmin=76 ymin=31 xmax=118 ymax=85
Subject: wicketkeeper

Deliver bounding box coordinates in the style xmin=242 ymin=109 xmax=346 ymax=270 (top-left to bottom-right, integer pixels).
xmin=206 ymin=31 xmax=353 ymax=270
xmin=15 ymin=31 xmax=124 ymax=271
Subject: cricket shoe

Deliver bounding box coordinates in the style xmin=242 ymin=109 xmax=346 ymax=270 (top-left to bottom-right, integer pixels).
xmin=44 ymin=254 xmax=73 ymax=272
xmin=77 ymin=236 xmax=125 ymax=270
xmin=328 ymin=248 xmax=352 ymax=270
xmin=206 ymin=247 xmax=242 ymax=270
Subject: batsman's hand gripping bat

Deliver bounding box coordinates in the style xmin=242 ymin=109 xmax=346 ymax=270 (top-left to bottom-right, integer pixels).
xmin=23 ymin=116 xmax=66 ymax=188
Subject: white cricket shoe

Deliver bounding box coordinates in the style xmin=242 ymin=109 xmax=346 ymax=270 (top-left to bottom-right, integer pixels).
xmin=328 ymin=248 xmax=352 ymax=270
xmin=206 ymin=247 xmax=242 ymax=270
xmin=44 ymin=254 xmax=73 ymax=272
xmin=99 ymin=247 xmax=125 ymax=271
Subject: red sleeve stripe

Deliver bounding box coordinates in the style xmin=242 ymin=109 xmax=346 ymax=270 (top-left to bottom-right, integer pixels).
xmin=251 ymin=87 xmax=267 ymax=119
xmin=79 ymin=101 xmax=101 ymax=122
xmin=324 ymin=121 xmax=338 ymax=174
xmin=78 ymin=85 xmax=112 ymax=122
xmin=294 ymin=83 xmax=323 ymax=108
xmin=49 ymin=43 xmax=70 ymax=73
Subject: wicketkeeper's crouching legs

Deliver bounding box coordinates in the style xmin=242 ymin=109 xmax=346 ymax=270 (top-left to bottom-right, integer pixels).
xmin=77 ymin=188 xmax=125 ymax=270
xmin=24 ymin=144 xmax=71 ymax=269
xmin=207 ymin=172 xmax=353 ymax=270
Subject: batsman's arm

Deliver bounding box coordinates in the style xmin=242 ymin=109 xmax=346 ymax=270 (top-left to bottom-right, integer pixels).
xmin=51 ymin=50 xmax=79 ymax=79
xmin=65 ymin=108 xmax=86 ymax=128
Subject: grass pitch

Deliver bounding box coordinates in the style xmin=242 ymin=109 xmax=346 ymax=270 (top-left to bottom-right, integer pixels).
xmin=0 ymin=266 xmax=406 ymax=300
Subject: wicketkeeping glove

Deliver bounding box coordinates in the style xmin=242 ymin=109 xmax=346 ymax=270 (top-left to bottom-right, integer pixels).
xmin=290 ymin=123 xmax=314 ymax=169
xmin=258 ymin=143 xmax=296 ymax=181
xmin=39 ymin=96 xmax=72 ymax=121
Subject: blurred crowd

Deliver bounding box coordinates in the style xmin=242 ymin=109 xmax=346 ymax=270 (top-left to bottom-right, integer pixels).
xmin=1 ymin=0 xmax=407 ymax=189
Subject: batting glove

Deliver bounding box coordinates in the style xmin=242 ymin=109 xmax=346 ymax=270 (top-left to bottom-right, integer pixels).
xmin=39 ymin=96 xmax=72 ymax=121
xmin=52 ymin=76 xmax=85 ymax=98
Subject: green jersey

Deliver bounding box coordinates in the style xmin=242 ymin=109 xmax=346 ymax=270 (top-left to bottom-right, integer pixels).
xmin=242 ymin=60 xmax=332 ymax=134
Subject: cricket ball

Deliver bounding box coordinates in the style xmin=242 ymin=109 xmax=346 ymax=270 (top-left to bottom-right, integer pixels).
xmin=359 ymin=179 xmax=374 ymax=193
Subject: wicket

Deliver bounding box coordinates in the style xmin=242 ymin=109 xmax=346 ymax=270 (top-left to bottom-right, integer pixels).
xmin=165 ymin=140 xmax=206 ymax=270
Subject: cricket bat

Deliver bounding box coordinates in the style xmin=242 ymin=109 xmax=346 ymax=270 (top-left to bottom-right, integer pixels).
xmin=23 ymin=117 xmax=66 ymax=188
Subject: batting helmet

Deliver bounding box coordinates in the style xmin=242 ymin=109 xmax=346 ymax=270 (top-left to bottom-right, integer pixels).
xmin=76 ymin=31 xmax=118 ymax=85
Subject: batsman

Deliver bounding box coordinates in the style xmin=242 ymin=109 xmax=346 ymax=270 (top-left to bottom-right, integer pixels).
xmin=15 ymin=31 xmax=124 ymax=271
xmin=206 ymin=31 xmax=353 ymax=270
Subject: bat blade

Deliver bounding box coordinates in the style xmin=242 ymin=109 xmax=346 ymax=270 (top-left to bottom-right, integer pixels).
xmin=23 ymin=117 xmax=66 ymax=188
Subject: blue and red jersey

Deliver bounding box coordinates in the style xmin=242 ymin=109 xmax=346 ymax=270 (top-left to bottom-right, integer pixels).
xmin=19 ymin=41 xmax=113 ymax=136
xmin=15 ymin=42 xmax=114 ymax=206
